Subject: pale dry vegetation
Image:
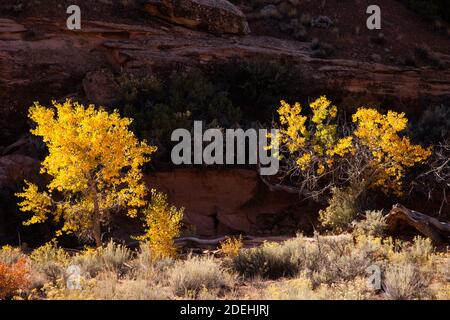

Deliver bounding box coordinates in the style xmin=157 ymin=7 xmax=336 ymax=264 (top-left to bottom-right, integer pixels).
xmin=1 ymin=231 xmax=448 ymax=300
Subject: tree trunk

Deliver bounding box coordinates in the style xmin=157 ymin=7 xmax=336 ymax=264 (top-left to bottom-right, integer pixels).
xmin=90 ymin=180 xmax=102 ymax=247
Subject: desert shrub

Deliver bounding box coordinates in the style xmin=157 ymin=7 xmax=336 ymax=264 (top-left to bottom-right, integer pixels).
xmin=0 ymin=245 xmax=25 ymax=265
xmin=30 ymin=241 xmax=70 ymax=282
xmin=71 ymin=248 xmax=102 ymax=278
xmin=266 ymin=275 xmax=316 ymax=300
xmin=353 ymin=210 xmax=387 ymax=237
xmin=233 ymin=234 xmax=376 ymax=283
xmin=118 ymin=69 xmax=240 ymax=151
xmin=72 ymin=241 xmax=132 ymax=277
xmin=266 ymin=274 xmax=372 ymax=300
xmin=137 ymin=189 xmax=184 ymax=259
xmin=401 ymin=0 xmax=450 ymax=23
xmin=304 ymin=236 xmax=376 ymax=287
xmin=215 ymin=59 xmax=304 ymax=122
xmin=110 ymin=278 xmax=170 ymax=300
xmin=168 ymin=256 xmax=236 ymax=297
xmin=118 ymin=73 xmax=162 ymax=106
xmin=232 ymin=241 xmax=300 ymax=279
xmin=0 ymin=258 xmax=30 ymax=299
xmin=319 ymin=186 xmax=360 ymax=233
xmin=220 ymin=236 xmax=243 ymax=258
xmin=134 ymin=242 xmax=153 ymax=271
xmin=412 ymin=104 xmax=450 ymax=143
xmin=273 ymin=97 xmax=431 ymax=203
xmin=96 ymin=241 xmax=132 ymax=272
xmin=407 ymin=236 xmax=434 ymax=264
xmin=39 ymin=271 xmax=170 ymax=300
xmin=91 ymin=272 xmax=170 ymax=300
xmin=383 ymin=262 xmax=431 ymax=300
xmin=315 ymin=277 xmax=373 ymax=300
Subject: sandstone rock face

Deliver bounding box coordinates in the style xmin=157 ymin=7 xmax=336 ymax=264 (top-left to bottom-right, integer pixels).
xmin=144 ymin=0 xmax=250 ymax=34
xmin=82 ymin=69 xmax=121 ymax=108
xmin=1 ymin=17 xmax=448 ymax=128
xmin=145 ymin=169 xmax=299 ymax=236
xmin=0 ymin=155 xmax=40 ymax=193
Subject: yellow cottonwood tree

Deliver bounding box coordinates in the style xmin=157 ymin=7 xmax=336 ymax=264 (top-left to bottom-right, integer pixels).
xmin=16 ymin=100 xmax=157 ymax=247
xmin=273 ymin=96 xmax=431 ymax=197
xmin=137 ymin=189 xmax=184 ymax=259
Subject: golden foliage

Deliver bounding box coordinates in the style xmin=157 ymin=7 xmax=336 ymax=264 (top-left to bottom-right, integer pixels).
xmin=352 ymin=108 xmax=432 ymax=194
xmin=137 ymin=189 xmax=184 ymax=259
xmin=274 ymin=96 xmax=431 ymax=195
xmin=16 ymin=100 xmax=157 ymax=244
xmin=220 ymin=236 xmax=243 ymax=258
xmin=274 ymin=97 xmax=354 ymax=174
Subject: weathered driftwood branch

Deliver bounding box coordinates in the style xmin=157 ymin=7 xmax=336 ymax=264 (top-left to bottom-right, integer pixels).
xmin=120 ymin=235 xmax=295 ymax=250
xmin=386 ymin=204 xmax=450 ymax=244
xmin=174 ymin=235 xmax=292 ymax=248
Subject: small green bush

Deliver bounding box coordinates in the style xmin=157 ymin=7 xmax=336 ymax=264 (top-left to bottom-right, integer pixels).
xmin=353 ymin=210 xmax=387 ymax=237
xmin=319 ymin=186 xmax=360 ymax=233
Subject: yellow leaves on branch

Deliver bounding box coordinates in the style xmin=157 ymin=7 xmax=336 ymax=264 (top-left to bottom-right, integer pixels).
xmin=276 ymin=96 xmax=432 ymax=194
xmin=352 ymin=108 xmax=432 ymax=194
xmin=137 ymin=189 xmax=184 ymax=259
xmin=16 ymin=181 xmax=52 ymax=225
xmin=16 ymin=100 xmax=157 ymax=240
xmin=275 ymin=96 xmax=354 ymax=174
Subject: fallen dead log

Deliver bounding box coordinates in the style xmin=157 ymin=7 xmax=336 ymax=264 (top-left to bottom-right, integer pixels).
xmin=386 ymin=204 xmax=450 ymax=244
xmin=174 ymin=235 xmax=292 ymax=248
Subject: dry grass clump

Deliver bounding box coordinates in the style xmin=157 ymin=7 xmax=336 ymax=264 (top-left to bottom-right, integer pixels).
xmin=38 ymin=267 xmax=171 ymax=300
xmin=383 ymin=262 xmax=431 ymax=300
xmin=29 ymin=241 xmax=70 ymax=283
xmin=232 ymin=234 xmax=375 ymax=285
xmin=266 ymin=275 xmax=373 ymax=300
xmin=168 ymin=255 xmax=236 ymax=297
xmin=232 ymin=240 xmax=300 ymax=279
xmin=72 ymin=241 xmax=132 ymax=277
xmin=0 ymin=245 xmax=26 ymax=265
